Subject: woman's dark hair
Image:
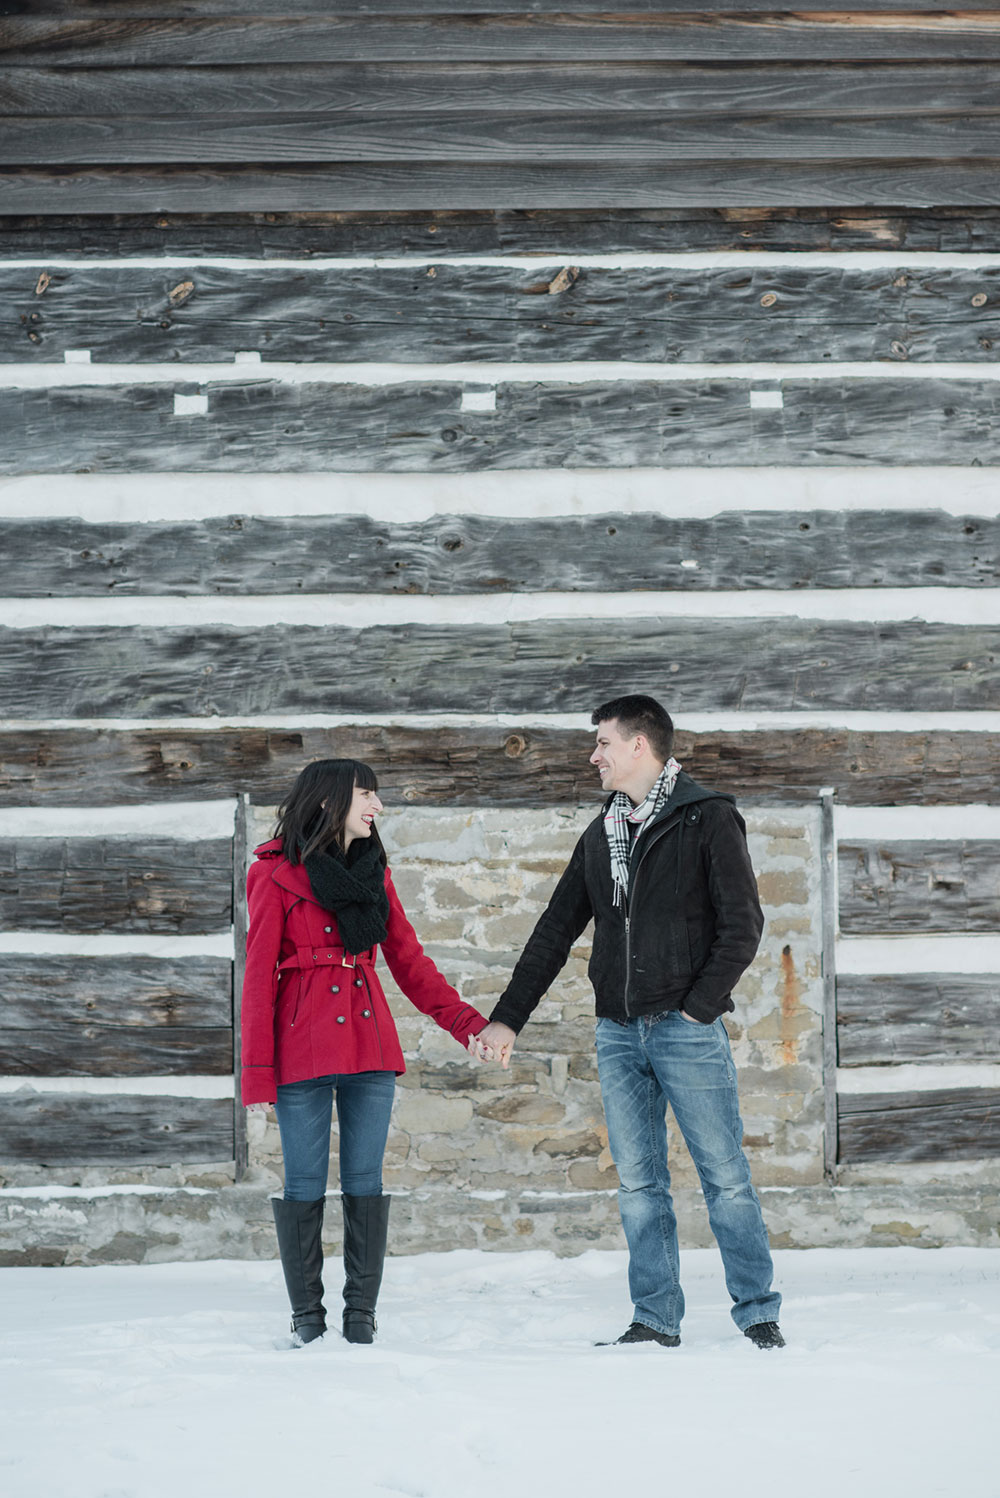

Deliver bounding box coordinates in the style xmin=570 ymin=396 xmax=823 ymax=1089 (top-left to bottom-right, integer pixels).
xmin=274 ymin=759 xmax=386 ymax=866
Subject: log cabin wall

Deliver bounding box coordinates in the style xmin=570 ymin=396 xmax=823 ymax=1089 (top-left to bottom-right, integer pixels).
xmin=1 ymin=2 xmax=998 ymax=1263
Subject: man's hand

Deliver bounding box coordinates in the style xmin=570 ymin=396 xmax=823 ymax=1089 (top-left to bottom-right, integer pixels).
xmin=680 ymin=1010 xmax=703 ymax=1024
xmin=475 ymin=1021 xmax=517 ymax=1069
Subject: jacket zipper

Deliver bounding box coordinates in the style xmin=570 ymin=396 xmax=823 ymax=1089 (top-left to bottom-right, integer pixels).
xmin=622 ymin=811 xmax=682 ymax=1018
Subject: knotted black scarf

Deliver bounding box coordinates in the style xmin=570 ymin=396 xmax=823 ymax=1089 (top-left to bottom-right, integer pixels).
xmin=302 ymin=839 xmax=390 ymax=955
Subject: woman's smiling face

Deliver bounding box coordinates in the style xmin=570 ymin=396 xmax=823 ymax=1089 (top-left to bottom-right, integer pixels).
xmin=343 ymin=783 xmax=384 ymax=848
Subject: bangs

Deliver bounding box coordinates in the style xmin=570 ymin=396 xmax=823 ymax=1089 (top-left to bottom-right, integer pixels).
xmin=353 ymin=760 xmax=379 ymax=793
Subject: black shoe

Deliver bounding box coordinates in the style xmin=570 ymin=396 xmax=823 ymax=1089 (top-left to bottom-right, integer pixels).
xmin=272 ymin=1196 xmax=327 ymax=1346
xmin=744 ymin=1321 xmax=785 ymax=1349
xmin=342 ymin=1193 xmax=391 ymax=1345
xmin=598 ymin=1321 xmax=680 ymax=1348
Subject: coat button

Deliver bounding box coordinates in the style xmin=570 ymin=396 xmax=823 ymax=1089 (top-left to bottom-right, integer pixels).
xmin=336 ymin=1015 xmax=346 ymax=1024
xmin=330 ymin=985 xmax=339 ymax=994
xmin=362 ymin=1009 xmax=371 ymax=1018
xmin=324 ymin=926 xmax=332 ymax=933
xmin=354 ymin=977 xmax=363 ymax=987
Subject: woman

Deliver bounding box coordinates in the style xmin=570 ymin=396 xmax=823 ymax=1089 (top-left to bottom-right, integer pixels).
xmin=241 ymin=758 xmax=491 ymax=1346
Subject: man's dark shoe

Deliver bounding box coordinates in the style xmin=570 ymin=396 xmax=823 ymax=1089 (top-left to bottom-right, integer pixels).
xmin=598 ymin=1321 xmax=680 ymax=1348
xmin=744 ymin=1321 xmax=785 ymax=1349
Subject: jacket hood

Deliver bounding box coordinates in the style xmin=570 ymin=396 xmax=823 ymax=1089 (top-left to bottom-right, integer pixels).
xmin=600 ymin=770 xmax=733 ymax=826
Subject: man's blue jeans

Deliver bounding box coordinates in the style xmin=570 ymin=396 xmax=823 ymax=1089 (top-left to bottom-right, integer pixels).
xmin=596 ymin=1011 xmax=781 ymax=1335
xmin=273 ymin=1071 xmax=396 ymax=1201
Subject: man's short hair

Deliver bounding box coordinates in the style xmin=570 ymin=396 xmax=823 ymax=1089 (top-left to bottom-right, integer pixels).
xmin=591 ymin=694 xmax=674 ymax=762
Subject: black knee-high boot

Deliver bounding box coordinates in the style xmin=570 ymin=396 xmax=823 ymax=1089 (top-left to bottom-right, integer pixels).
xmin=341 ymin=1193 xmax=391 ymax=1345
xmin=272 ymin=1196 xmax=327 ymax=1345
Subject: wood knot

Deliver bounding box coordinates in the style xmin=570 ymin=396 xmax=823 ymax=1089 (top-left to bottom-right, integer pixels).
xmin=34 ymin=271 xmax=51 ymax=296
xmin=971 ymin=292 xmax=988 ymax=308
xmin=547 ymin=266 xmax=580 ymax=295
xmin=759 ymin=291 xmax=777 ymax=308
xmin=504 ymin=733 xmax=527 ymax=758
xmin=168 ymin=280 xmax=195 ymax=307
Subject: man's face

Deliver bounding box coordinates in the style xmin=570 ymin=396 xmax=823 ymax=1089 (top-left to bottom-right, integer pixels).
xmin=589 ymin=719 xmax=636 ymax=793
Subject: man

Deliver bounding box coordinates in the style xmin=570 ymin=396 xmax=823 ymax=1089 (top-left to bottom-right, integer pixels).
xmin=478 ymin=694 xmax=783 ymax=1349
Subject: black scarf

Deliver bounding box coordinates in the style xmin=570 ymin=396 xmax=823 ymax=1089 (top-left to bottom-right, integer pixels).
xmin=302 ymin=840 xmax=390 ymax=955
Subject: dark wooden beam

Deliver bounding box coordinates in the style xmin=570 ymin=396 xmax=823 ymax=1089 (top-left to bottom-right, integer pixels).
xmin=839 ymin=840 xmax=1000 ymax=934
xmin=0 ymin=838 xmax=233 ymax=932
xmin=0 ymin=1028 xmax=233 ymax=1076
xmin=4 ymin=62 xmax=997 ymax=120
xmin=4 ymin=209 xmax=1000 ymax=258
xmin=6 ymin=16 xmax=1000 ymax=67
xmin=3 ymin=727 xmax=1000 ymax=809
xmin=0 ymin=1093 xmax=234 ymax=1164
xmin=10 ymin=112 xmax=1000 ymax=166
xmin=1 ymin=621 xmax=997 ymax=718
xmin=837 ymin=974 xmax=1000 ymax=1065
xmin=0 ymin=955 xmax=232 ymax=1026
xmin=5 ymin=162 xmax=1000 ymax=214
xmin=838 ymin=1087 xmax=1000 ymax=1162
xmin=9 ymin=264 xmax=1000 ymax=365
xmin=2 ymin=512 xmax=995 ymax=594
xmin=5 ymin=375 xmax=1000 ymax=473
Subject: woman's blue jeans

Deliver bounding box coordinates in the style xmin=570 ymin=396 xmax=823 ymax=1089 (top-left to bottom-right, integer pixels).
xmin=273 ymin=1071 xmax=396 ymax=1201
xmin=596 ymin=1011 xmax=781 ymax=1336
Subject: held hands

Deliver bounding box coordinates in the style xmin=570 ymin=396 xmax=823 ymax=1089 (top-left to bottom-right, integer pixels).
xmin=467 ymin=1021 xmax=517 ymax=1069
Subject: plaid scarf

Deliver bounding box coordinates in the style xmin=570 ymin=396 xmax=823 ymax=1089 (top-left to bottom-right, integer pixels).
xmin=603 ymin=758 xmax=682 ymax=908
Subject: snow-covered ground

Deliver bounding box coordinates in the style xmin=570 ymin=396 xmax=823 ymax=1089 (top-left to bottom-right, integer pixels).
xmin=1 ymin=1247 xmax=997 ymax=1498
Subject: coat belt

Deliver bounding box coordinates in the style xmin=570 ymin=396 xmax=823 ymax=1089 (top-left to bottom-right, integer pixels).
xmin=278 ymin=944 xmax=376 ymax=972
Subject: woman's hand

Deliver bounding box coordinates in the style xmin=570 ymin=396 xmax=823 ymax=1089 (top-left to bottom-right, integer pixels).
xmin=246 ymin=1102 xmax=270 ymax=1114
xmin=471 ymin=1021 xmax=517 ymax=1069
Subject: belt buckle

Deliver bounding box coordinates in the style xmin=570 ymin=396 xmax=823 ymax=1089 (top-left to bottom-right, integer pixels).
xmin=340 ymin=950 xmax=357 ymax=968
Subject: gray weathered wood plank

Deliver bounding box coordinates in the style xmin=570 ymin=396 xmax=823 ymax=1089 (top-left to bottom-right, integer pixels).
xmin=0 ymin=1093 xmax=234 ymax=1164
xmin=5 ymin=161 xmax=1000 ymax=213
xmin=0 ymin=838 xmax=233 ymax=932
xmin=839 ymin=840 xmax=1000 ymax=934
xmin=28 ymin=2 xmax=1000 ymax=16
xmin=3 ymin=727 xmax=999 ymax=809
xmin=10 ymin=111 xmax=1000 ymax=165
xmin=5 ymin=376 xmax=1000 ymax=473
xmin=10 ymin=263 xmax=1000 ymax=365
xmin=837 ymin=1087 xmax=1000 ymax=1162
xmin=6 ymin=16 xmax=1000 ymax=66
xmin=5 ymin=208 xmax=1000 ymax=259
xmin=5 ymin=62 xmax=996 ymax=119
xmin=0 ymin=621 xmax=997 ymax=718
xmin=0 ymin=955 xmax=232 ymax=1026
xmin=837 ymin=974 xmax=1000 ymax=1065
xmin=0 ymin=1028 xmax=234 ymax=1076
xmin=1 ymin=512 xmax=996 ymax=593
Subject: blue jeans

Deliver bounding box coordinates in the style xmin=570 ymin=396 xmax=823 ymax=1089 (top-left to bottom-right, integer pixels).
xmin=596 ymin=1011 xmax=781 ymax=1335
xmin=273 ymin=1071 xmax=396 ymax=1201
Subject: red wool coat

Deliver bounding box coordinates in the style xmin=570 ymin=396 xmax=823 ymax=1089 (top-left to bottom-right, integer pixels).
xmin=240 ymin=839 xmax=488 ymax=1105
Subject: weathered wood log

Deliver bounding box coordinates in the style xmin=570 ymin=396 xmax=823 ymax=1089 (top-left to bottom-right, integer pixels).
xmin=0 ymin=1093 xmax=234 ymax=1165
xmin=27 ymin=1 xmax=1000 ymax=16
xmin=5 ymin=161 xmax=1000 ymax=214
xmin=5 ymin=376 xmax=1000 ymax=472
xmin=0 ymin=838 xmax=233 ymax=932
xmin=3 ymin=727 xmax=1000 ymax=809
xmin=0 ymin=1028 xmax=233 ymax=1076
xmin=1 ymin=621 xmax=997 ymax=719
xmin=1 ymin=512 xmax=996 ymax=593
xmin=837 ymin=1087 xmax=1000 ymax=1162
xmin=0 ymin=955 xmax=232 ymax=1026
xmin=9 ymin=263 xmax=1000 ymax=365
xmin=11 ymin=112 xmax=1000 ymax=166
xmin=837 ymin=974 xmax=1000 ymax=1065
xmin=5 ymin=208 xmax=1000 ymax=258
xmin=5 ymin=62 xmax=996 ymax=120
xmin=838 ymin=841 xmax=1000 ymax=934
xmin=6 ymin=16 xmax=1000 ymax=67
